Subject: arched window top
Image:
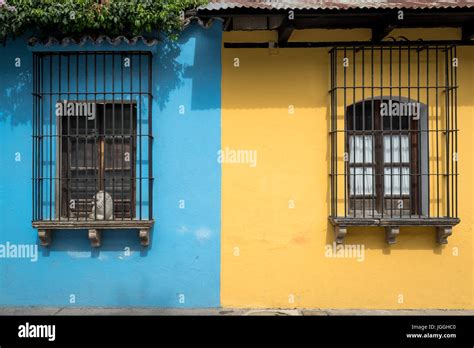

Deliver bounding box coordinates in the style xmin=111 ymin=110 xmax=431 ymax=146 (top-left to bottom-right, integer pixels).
xmin=346 ymin=98 xmax=425 ymax=132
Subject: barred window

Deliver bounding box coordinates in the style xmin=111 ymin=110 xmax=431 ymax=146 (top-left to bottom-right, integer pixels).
xmin=32 ymin=51 xmax=153 ymax=247
xmin=329 ymin=44 xmax=459 ymax=244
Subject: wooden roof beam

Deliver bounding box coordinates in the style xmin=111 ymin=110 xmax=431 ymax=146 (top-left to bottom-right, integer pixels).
xmin=278 ymin=18 xmax=294 ymax=46
xmin=372 ymin=12 xmax=398 ymax=42
xmin=372 ymin=23 xmax=395 ymax=42
xmin=462 ymin=25 xmax=474 ymax=41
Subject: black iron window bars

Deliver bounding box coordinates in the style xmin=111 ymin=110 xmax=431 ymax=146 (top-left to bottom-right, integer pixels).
xmin=32 ymin=51 xmax=153 ymax=246
xmin=329 ymin=43 xmax=459 ymax=244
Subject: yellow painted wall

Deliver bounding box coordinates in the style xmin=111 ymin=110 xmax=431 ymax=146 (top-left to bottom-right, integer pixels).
xmin=221 ymin=29 xmax=473 ymax=309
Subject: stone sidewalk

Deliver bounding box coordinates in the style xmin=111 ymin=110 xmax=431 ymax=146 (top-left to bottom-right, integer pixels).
xmin=0 ymin=307 xmax=473 ymax=316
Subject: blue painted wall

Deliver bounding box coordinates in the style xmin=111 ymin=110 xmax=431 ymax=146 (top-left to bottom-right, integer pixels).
xmin=0 ymin=23 xmax=222 ymax=307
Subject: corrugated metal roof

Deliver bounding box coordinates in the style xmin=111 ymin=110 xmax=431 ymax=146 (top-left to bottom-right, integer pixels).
xmin=199 ymin=0 xmax=474 ymax=11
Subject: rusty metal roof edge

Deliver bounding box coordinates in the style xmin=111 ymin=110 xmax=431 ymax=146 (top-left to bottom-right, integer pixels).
xmin=198 ymin=1 xmax=474 ymax=11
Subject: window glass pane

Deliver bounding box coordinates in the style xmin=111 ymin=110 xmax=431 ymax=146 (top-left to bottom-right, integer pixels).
xmin=349 ymin=135 xmax=373 ymax=163
xmin=350 ymin=167 xmax=373 ymax=195
xmin=103 ymin=104 xmax=136 ymax=219
xmin=384 ymin=135 xmax=409 ymax=163
xmin=381 ymin=100 xmax=411 ymax=131
xmin=104 ymin=104 xmax=135 ymax=135
xmin=104 ymin=140 xmax=132 ymax=171
xmin=71 ymin=139 xmax=98 ymax=169
xmin=346 ymin=102 xmax=373 ymax=130
xmin=384 ymin=167 xmax=398 ymax=195
xmin=402 ymin=167 xmax=410 ymax=195
xmin=384 ymin=167 xmax=410 ymax=195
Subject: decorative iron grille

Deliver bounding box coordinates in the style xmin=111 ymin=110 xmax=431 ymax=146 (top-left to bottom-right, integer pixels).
xmin=32 ymin=51 xmax=153 ymax=223
xmin=329 ymin=44 xmax=458 ymax=224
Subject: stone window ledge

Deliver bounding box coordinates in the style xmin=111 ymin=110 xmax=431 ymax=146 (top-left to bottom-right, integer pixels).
xmin=329 ymin=217 xmax=460 ymax=245
xmin=32 ymin=220 xmax=154 ymax=247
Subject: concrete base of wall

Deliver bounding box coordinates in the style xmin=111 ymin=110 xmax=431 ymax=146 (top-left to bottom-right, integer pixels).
xmin=0 ymin=307 xmax=472 ymax=316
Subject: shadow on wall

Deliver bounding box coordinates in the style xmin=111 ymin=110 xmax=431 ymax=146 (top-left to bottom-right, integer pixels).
xmin=325 ymin=221 xmax=447 ymax=253
xmin=154 ymin=23 xmax=221 ymax=111
xmin=1 ymin=22 xmax=221 ymax=123
xmin=40 ymin=229 xmax=150 ymax=257
xmin=0 ymin=43 xmax=32 ymax=126
xmin=155 ymin=40 xmax=184 ymax=111
xmin=183 ymin=28 xmax=221 ymax=111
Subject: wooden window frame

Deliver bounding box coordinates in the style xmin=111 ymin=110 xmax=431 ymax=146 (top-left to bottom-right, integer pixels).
xmin=346 ymin=99 xmax=421 ymax=216
xmin=57 ymin=100 xmax=137 ymax=220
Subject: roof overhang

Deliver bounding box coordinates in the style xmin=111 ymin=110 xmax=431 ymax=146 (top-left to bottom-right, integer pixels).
xmin=191 ymin=6 xmax=474 ymax=44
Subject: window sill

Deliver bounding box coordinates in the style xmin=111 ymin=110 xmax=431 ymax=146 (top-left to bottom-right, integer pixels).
xmin=32 ymin=220 xmax=154 ymax=247
xmin=329 ymin=217 xmax=459 ymax=245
